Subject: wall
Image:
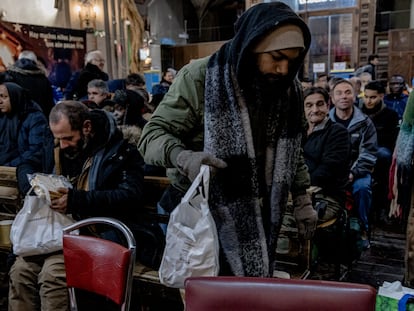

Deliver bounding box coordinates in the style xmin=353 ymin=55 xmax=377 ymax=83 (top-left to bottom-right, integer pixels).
xmin=0 ymin=0 xmax=68 ymax=28
xmin=147 ymin=0 xmax=186 ymax=46
xmin=0 ymin=0 xmax=114 ymax=76
xmin=168 ymin=41 xmax=227 ymax=70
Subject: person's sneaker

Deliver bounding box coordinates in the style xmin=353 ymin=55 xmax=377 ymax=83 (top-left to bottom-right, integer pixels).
xmin=361 ymin=238 xmax=370 ymax=250
xmin=361 ymin=231 xmax=370 ymax=250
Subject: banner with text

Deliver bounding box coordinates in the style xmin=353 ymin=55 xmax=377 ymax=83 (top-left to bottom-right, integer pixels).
xmin=0 ymin=21 xmax=86 ymax=88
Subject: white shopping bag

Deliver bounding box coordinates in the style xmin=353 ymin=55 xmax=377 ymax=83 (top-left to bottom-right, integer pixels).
xmin=10 ymin=174 xmax=76 ymax=257
xmin=159 ymin=165 xmax=219 ymax=288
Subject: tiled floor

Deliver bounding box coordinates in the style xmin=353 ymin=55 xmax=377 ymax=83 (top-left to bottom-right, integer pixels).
xmin=309 ymin=221 xmax=406 ymax=288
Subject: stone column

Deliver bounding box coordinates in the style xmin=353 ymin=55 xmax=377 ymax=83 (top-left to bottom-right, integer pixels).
xmin=411 ymin=0 xmax=414 ymax=28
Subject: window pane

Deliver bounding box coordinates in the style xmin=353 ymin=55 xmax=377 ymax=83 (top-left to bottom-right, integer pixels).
xmin=308 ymin=16 xmax=329 ymax=77
xmin=308 ymin=14 xmax=353 ymax=77
xmin=275 ymin=0 xmax=356 ymax=11
xmin=331 ymin=14 xmax=352 ymax=66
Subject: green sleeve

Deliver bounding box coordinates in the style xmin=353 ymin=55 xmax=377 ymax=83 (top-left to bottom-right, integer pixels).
xmin=291 ymin=149 xmax=311 ymax=196
xmin=138 ymin=57 xmax=209 ymax=168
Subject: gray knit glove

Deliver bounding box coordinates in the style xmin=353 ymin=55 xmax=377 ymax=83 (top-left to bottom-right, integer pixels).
xmin=293 ymin=193 xmax=318 ymax=240
xmin=176 ymin=150 xmax=227 ymax=181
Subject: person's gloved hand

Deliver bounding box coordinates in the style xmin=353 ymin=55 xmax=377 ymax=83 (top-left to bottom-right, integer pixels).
xmin=293 ymin=193 xmax=318 ymax=240
xmin=176 ymin=150 xmax=227 ymax=181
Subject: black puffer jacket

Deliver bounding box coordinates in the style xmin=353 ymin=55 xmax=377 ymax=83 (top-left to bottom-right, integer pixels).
xmin=56 ymin=110 xmax=144 ymax=223
xmin=6 ymin=59 xmax=55 ymax=117
xmin=72 ymin=63 xmax=109 ymax=100
xmin=304 ymin=119 xmax=350 ymax=205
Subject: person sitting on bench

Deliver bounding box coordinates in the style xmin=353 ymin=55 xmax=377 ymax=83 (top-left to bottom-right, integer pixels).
xmin=303 ymin=87 xmax=351 ymax=222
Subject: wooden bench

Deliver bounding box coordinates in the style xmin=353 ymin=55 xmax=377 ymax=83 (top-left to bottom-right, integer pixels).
xmin=0 ymin=167 xmax=21 ymax=254
xmin=132 ymin=175 xmax=185 ymax=309
xmin=134 ymin=175 xmax=170 ymax=279
xmin=0 ymin=166 xmax=22 ymax=216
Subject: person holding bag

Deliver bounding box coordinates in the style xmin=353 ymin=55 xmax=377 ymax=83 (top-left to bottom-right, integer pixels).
xmin=138 ymin=2 xmax=318 ymax=278
xmin=8 ymin=101 xmax=144 ymax=311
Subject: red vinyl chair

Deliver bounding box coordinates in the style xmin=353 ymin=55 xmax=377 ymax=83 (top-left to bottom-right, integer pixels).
xmin=63 ymin=217 xmax=136 ymax=311
xmin=185 ymin=276 xmax=377 ymax=311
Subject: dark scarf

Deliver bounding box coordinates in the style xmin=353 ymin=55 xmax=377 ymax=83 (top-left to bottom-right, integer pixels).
xmin=361 ymin=102 xmax=385 ymax=119
xmin=204 ymin=2 xmax=310 ymax=277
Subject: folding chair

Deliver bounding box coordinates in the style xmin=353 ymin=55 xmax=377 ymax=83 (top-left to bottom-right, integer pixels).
xmin=185 ymin=276 xmax=376 ymax=311
xmin=63 ymin=217 xmax=136 ymax=311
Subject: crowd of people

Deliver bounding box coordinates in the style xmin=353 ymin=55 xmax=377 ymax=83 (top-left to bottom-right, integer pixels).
xmin=2 ymin=1 xmax=414 ymax=310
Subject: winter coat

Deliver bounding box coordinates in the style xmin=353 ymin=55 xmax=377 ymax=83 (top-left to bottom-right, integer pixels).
xmin=362 ymin=102 xmax=399 ymax=151
xmin=151 ymin=79 xmax=171 ymax=96
xmin=394 ymin=91 xmax=414 ymax=286
xmin=329 ymin=106 xmax=377 ymax=179
xmin=55 ymin=110 xmax=144 ymax=223
xmin=72 ymin=63 xmax=109 ymax=100
xmin=139 ymin=2 xmax=311 ymax=277
xmin=384 ymin=93 xmax=409 ymax=120
xmin=6 ymin=58 xmax=55 ymax=117
xmin=304 ymin=118 xmax=350 ymax=205
xmin=0 ymin=82 xmax=54 ymax=193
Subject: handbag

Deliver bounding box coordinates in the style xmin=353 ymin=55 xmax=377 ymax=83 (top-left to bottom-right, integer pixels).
xmin=10 ymin=175 xmax=76 ymax=257
xmin=158 ymin=165 xmax=219 ymax=288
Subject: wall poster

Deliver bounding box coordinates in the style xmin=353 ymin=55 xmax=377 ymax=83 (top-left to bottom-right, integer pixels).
xmin=0 ymin=21 xmax=86 ymax=90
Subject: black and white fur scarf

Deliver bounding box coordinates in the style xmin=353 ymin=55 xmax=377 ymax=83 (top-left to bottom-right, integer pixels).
xmin=204 ymin=56 xmax=303 ymax=277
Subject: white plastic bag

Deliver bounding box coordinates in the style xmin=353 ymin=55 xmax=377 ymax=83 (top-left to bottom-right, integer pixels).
xmin=159 ymin=165 xmax=219 ymax=288
xmin=10 ymin=174 xmax=75 ymax=257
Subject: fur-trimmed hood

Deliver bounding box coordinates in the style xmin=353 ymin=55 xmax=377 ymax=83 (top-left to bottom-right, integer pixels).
xmin=7 ymin=58 xmax=46 ymax=77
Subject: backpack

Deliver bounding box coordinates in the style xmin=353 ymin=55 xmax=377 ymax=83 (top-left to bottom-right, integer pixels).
xmin=129 ymin=220 xmax=165 ymax=270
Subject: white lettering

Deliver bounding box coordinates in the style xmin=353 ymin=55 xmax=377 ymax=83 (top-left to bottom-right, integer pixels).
xmin=299 ymin=0 xmax=335 ymax=4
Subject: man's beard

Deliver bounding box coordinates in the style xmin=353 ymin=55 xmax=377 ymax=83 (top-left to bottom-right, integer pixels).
xmin=62 ymin=134 xmax=90 ymax=160
xmin=256 ymin=71 xmax=292 ymax=90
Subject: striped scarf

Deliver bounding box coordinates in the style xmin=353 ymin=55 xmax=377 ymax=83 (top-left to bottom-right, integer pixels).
xmin=204 ymin=53 xmax=303 ymax=277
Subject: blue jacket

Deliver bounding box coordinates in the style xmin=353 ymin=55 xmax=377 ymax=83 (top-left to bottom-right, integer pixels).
xmin=14 ymin=106 xmax=55 ymax=193
xmin=329 ymin=106 xmax=377 ymax=179
xmin=0 ymin=82 xmax=54 ymax=193
xmin=384 ymin=93 xmax=409 ymax=120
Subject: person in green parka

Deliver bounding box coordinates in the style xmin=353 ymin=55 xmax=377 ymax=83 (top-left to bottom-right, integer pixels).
xmin=138 ymin=2 xmax=317 ymax=277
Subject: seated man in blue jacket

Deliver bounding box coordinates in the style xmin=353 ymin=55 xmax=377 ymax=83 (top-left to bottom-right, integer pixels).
xmin=329 ymin=78 xmax=377 ymax=250
xmin=8 ymin=100 xmax=144 ymax=311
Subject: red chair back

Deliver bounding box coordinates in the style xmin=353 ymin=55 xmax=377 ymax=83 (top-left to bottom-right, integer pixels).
xmin=62 ymin=217 xmax=136 ymax=311
xmin=63 ymin=235 xmax=131 ymax=304
xmin=185 ymin=276 xmax=376 ymax=311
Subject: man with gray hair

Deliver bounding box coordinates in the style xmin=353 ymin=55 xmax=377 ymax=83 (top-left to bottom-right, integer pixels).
xmin=66 ymin=50 xmax=109 ymax=100
xmin=86 ymin=79 xmax=112 ymax=109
